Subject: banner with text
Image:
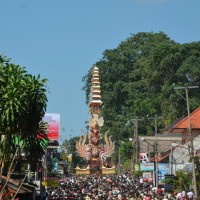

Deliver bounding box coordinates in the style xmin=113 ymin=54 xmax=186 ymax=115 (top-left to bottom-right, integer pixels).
xmin=140 ymin=163 xmax=154 ymax=171
xmin=43 ymin=113 xmax=60 ymax=140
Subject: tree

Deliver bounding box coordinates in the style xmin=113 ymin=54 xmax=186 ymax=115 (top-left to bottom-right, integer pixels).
xmin=82 ymin=32 xmax=200 ymax=143
xmin=118 ymin=140 xmax=134 ymax=172
xmin=20 ymin=74 xmax=48 ymax=167
xmin=60 ymin=136 xmax=83 ymax=172
xmin=173 ymin=171 xmax=191 ymax=191
xmin=0 ymin=55 xmax=49 ymax=173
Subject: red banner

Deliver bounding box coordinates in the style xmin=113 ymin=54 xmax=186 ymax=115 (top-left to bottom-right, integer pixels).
xmin=43 ymin=113 xmax=60 ymax=140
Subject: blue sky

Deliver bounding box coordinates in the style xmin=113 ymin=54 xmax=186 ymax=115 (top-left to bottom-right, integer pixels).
xmin=0 ymin=0 xmax=200 ymax=141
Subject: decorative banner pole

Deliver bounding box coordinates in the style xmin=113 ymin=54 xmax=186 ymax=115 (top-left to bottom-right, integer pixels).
xmin=76 ymin=66 xmax=115 ymax=175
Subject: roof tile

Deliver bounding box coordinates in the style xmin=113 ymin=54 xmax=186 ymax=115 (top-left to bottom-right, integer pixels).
xmin=174 ymin=107 xmax=200 ymax=129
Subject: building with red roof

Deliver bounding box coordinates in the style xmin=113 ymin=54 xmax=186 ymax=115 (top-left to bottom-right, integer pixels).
xmin=169 ymin=107 xmax=200 ymax=144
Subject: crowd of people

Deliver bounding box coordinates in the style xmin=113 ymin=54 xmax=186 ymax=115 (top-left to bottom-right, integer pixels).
xmin=44 ymin=172 xmax=194 ymax=200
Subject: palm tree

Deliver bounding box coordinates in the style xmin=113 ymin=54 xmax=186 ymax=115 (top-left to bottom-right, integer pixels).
xmin=0 ymin=62 xmax=28 ymax=168
xmin=0 ymin=55 xmax=49 ymax=173
xmin=19 ymin=74 xmax=49 ymax=167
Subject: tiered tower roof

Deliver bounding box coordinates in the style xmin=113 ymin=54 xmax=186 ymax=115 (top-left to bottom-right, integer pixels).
xmin=90 ymin=66 xmax=102 ymax=106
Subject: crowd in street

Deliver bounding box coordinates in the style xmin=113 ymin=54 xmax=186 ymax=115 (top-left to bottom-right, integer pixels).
xmin=43 ymin=172 xmax=195 ymax=200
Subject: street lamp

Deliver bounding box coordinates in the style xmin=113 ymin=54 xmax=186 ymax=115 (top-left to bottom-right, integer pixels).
xmin=140 ymin=137 xmax=158 ymax=188
xmin=173 ymin=85 xmax=198 ymax=198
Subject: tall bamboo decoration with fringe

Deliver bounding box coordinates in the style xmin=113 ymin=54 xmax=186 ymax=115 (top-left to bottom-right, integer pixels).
xmin=76 ymin=66 xmax=115 ymax=173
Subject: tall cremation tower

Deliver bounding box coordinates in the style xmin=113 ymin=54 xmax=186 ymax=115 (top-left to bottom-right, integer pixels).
xmin=76 ymin=66 xmax=115 ymax=175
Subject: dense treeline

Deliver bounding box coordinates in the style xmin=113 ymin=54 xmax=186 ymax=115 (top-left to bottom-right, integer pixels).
xmin=82 ymin=32 xmax=200 ymax=143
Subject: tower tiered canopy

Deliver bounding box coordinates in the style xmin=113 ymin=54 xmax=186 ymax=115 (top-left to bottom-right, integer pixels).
xmin=76 ymin=66 xmax=115 ymax=175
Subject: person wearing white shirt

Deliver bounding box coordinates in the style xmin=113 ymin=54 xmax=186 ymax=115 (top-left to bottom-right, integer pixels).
xmin=176 ymin=192 xmax=182 ymax=200
xmin=187 ymin=191 xmax=193 ymax=199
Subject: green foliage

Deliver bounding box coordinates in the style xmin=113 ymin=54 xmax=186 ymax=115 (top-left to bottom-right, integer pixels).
xmin=121 ymin=159 xmax=132 ymax=172
xmin=60 ymin=136 xmax=84 ymax=170
xmin=82 ymin=32 xmax=200 ymax=142
xmin=133 ymin=170 xmax=142 ymax=177
xmin=174 ymin=171 xmax=192 ymax=191
xmin=163 ymin=177 xmax=174 ymax=185
xmin=0 ymin=54 xmax=49 ymax=170
xmin=119 ymin=140 xmax=134 ymax=163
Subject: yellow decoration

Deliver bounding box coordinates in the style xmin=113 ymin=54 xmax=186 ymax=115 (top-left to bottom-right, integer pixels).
xmin=68 ymin=154 xmax=72 ymax=162
xmin=102 ymin=166 xmax=116 ymax=175
xmin=42 ymin=181 xmax=47 ymax=187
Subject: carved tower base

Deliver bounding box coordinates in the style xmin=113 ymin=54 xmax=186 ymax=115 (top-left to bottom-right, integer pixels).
xmin=75 ymin=165 xmax=116 ymax=175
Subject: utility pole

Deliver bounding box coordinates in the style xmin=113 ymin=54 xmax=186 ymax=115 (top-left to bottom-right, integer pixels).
xmin=171 ymin=145 xmax=173 ymax=174
xmin=174 ymin=85 xmax=198 ymax=199
xmin=134 ymin=117 xmax=139 ymax=165
xmin=118 ymin=145 xmax=121 ymax=173
xmin=129 ymin=117 xmax=143 ymax=170
xmin=146 ymin=115 xmax=162 ymax=189
xmin=155 ymin=116 xmax=158 ymax=189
